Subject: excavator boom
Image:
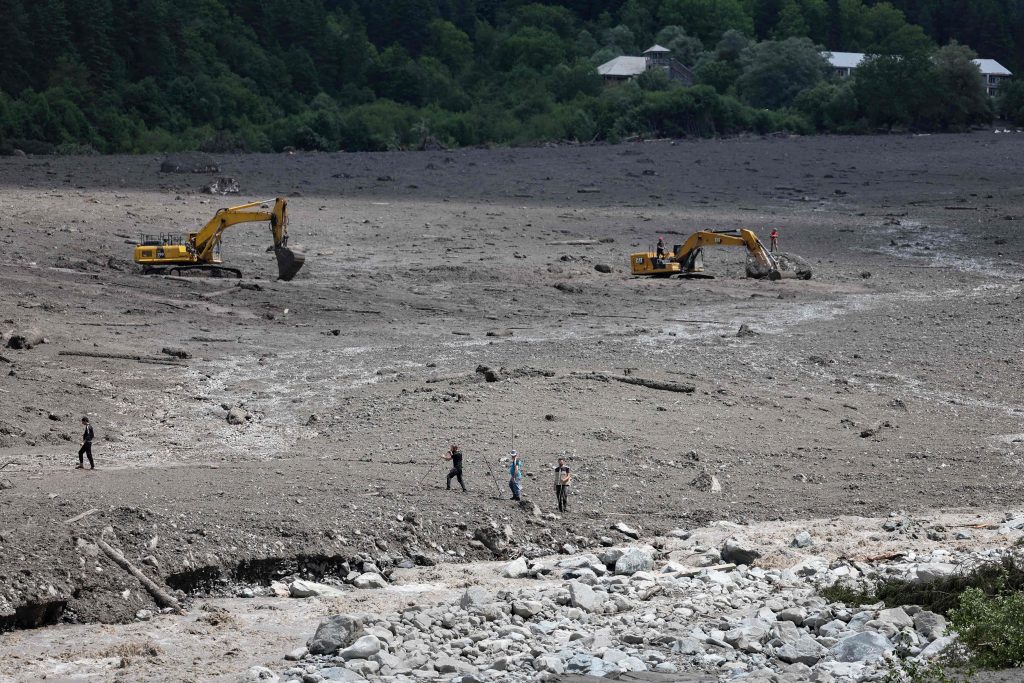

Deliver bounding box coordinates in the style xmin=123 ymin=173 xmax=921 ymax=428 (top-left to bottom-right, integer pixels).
xmin=629 ymin=228 xmax=787 ymax=280
xmin=134 ymin=197 xmax=305 ymax=280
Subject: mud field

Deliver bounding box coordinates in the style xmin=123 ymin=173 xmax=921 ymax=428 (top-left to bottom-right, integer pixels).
xmin=0 ymin=133 xmax=1022 ymax=674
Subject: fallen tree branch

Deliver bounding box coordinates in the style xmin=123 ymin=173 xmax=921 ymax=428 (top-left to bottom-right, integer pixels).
xmin=64 ymin=508 xmax=99 ymax=524
xmin=59 ymin=351 xmax=185 ymax=366
xmin=572 ymin=372 xmax=695 ymax=393
xmin=95 ymin=538 xmax=183 ymax=613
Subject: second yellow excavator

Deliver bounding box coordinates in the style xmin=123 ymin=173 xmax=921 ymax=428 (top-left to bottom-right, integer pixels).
xmin=133 ymin=197 xmax=305 ymax=280
xmin=630 ymin=228 xmax=810 ymax=280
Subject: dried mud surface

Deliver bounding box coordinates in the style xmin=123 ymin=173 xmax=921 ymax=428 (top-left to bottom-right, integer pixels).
xmin=0 ymin=134 xmax=1022 ymax=633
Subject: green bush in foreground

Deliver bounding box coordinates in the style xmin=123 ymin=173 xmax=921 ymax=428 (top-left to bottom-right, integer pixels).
xmin=948 ymin=587 xmax=1024 ymax=669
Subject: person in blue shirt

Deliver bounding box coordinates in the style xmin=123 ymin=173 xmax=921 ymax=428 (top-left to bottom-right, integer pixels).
xmin=508 ymin=450 xmax=523 ymax=501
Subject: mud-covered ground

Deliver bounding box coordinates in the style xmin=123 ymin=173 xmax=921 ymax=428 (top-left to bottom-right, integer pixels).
xmin=0 ymin=133 xmax=1022 ymax=642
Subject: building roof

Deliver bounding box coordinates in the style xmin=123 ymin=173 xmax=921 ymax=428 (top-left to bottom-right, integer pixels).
xmin=824 ymin=51 xmax=1013 ymax=77
xmin=597 ymin=55 xmax=647 ymax=78
xmin=973 ymin=58 xmax=1012 ymax=76
xmin=643 ymin=44 xmax=670 ymax=54
xmin=825 ymin=51 xmax=866 ymax=69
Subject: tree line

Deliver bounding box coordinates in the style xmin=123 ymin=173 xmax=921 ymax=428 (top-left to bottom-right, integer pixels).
xmin=0 ymin=0 xmax=1022 ymax=155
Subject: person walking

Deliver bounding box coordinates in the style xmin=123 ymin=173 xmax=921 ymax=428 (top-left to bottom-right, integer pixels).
xmin=770 ymin=229 xmax=779 ymax=253
xmin=77 ymin=417 xmax=95 ymax=470
xmin=508 ymin=450 xmax=523 ymax=501
xmin=444 ymin=444 xmax=467 ymax=492
xmin=554 ymin=457 xmax=572 ymax=513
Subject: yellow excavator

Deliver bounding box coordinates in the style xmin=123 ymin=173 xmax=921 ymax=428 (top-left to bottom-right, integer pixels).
xmin=133 ymin=197 xmax=305 ymax=280
xmin=630 ymin=229 xmax=809 ymax=280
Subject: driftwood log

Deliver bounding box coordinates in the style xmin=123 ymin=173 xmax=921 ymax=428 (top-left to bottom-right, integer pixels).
xmin=96 ymin=538 xmax=183 ymax=613
xmin=573 ymin=372 xmax=695 ymax=393
xmin=59 ymin=351 xmax=185 ymax=366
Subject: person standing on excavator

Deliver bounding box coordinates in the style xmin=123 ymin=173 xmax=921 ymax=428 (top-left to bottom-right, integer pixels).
xmin=770 ymin=229 xmax=779 ymax=252
xmin=656 ymin=236 xmax=666 ymax=258
xmin=444 ymin=444 xmax=467 ymax=492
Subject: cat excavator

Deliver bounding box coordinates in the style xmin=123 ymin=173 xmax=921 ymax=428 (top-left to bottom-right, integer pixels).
xmin=133 ymin=197 xmax=305 ymax=280
xmin=630 ymin=228 xmax=810 ymax=280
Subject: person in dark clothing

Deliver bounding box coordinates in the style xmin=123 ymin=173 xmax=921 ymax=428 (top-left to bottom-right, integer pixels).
xmin=444 ymin=444 xmax=466 ymax=491
xmin=77 ymin=417 xmax=95 ymax=470
xmin=554 ymin=457 xmax=572 ymax=512
xmin=508 ymin=450 xmax=523 ymax=501
xmin=656 ymin=236 xmax=666 ymax=258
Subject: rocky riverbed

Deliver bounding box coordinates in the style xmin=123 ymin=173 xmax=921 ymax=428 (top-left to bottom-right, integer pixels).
xmin=3 ymin=511 xmax=1023 ymax=682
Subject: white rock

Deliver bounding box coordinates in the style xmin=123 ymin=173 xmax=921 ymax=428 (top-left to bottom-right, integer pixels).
xmin=830 ymin=631 xmax=893 ymax=663
xmin=503 ymin=556 xmax=529 ymax=579
xmin=352 ymin=573 xmax=388 ymax=589
xmin=614 ymin=548 xmax=654 ymax=575
xmin=339 ymin=635 xmax=381 ymax=660
xmin=289 ymin=579 xmax=348 ymax=598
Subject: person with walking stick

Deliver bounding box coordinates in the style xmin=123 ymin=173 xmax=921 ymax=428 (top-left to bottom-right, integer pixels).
xmin=508 ymin=450 xmax=523 ymax=501
xmin=444 ymin=444 xmax=467 ymax=492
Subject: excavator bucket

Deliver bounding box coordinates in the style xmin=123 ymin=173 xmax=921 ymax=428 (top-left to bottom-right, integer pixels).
xmin=275 ymin=245 xmax=306 ymax=281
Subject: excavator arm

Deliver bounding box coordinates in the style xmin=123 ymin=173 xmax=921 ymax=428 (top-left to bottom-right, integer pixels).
xmin=674 ymin=229 xmax=780 ymax=279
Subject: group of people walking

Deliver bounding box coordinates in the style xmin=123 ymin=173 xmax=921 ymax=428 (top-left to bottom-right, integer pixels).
xmin=441 ymin=445 xmax=573 ymax=513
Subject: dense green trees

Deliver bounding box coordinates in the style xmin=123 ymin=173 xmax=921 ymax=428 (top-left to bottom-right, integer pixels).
xmin=0 ymin=0 xmax=1015 ymax=154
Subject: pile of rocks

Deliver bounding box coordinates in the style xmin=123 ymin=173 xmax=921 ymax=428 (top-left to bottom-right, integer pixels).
xmin=242 ymin=533 xmax=1017 ymax=683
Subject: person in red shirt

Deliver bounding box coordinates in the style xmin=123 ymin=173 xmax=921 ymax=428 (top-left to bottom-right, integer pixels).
xmin=770 ymin=229 xmax=779 ymax=253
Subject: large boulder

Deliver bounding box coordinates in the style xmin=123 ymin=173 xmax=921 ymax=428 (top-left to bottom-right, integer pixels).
xmin=503 ymin=556 xmax=529 ymax=579
xmin=721 ymin=538 xmax=760 ymax=566
xmin=568 ymin=580 xmax=600 ymax=613
xmin=307 ymin=614 xmax=362 ymax=655
xmin=830 ymin=631 xmax=893 ymax=663
xmin=914 ymin=611 xmax=947 ymax=641
xmin=775 ymin=636 xmax=828 ymax=665
xmin=351 ymin=572 xmax=388 ymax=589
xmin=614 ymin=548 xmax=654 ymax=575
xmin=289 ymin=579 xmax=348 ymax=598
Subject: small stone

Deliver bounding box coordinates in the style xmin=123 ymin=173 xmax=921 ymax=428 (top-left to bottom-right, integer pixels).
xmin=614 ymin=547 xmax=654 ymax=575
xmin=776 ymin=636 xmax=828 ymax=665
xmin=226 ymin=407 xmax=248 ymax=425
xmin=285 ymin=647 xmax=308 ymax=661
xmin=568 ymin=580 xmax=600 ymax=613
xmin=594 ymin=264 xmax=612 ymax=273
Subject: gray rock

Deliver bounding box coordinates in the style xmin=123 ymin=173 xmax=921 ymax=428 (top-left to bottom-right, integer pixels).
xmin=351 ymin=573 xmax=388 ymax=589
xmin=672 ymin=636 xmax=703 ymax=654
xmin=307 ymin=614 xmax=361 ymax=655
xmin=913 ymin=611 xmax=947 ymax=641
xmin=830 ymin=631 xmax=893 ymax=663
xmin=569 ymin=580 xmax=600 ymax=612
xmin=318 ymin=667 xmax=367 ymax=682
xmin=460 ymin=586 xmax=491 ymax=609
xmin=533 ymin=654 xmax=564 ymax=674
xmin=614 ymin=547 xmax=654 ymax=575
xmin=239 ymin=666 xmax=279 ymax=682
xmin=339 ymin=635 xmax=381 ymax=660
xmin=433 ymin=654 xmax=477 ymax=674
xmin=919 ymin=635 xmax=958 ymax=659
xmin=792 ymin=531 xmax=813 ymax=548
xmin=914 ymin=563 xmax=957 ymax=583
xmin=612 ymin=521 xmax=640 ymax=539
xmin=594 ymin=264 xmax=613 ymax=273
xmin=776 ymin=636 xmax=828 ymax=665
xmin=284 ymin=647 xmax=308 ymax=661
xmin=226 ymin=407 xmax=249 ymax=425
xmin=513 ymin=600 xmax=544 ymax=618
xmin=690 ymin=470 xmax=722 ymax=493
xmin=877 ymin=607 xmax=913 ymax=629
xmin=503 ymin=556 xmax=529 ymax=579
xmin=721 ymin=538 xmax=761 ymax=566
xmin=289 ymin=580 xmax=348 ymax=598
xmin=777 ymin=607 xmax=807 ymax=626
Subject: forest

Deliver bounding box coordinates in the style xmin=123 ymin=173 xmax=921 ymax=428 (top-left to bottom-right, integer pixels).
xmin=1 ymin=0 xmax=1023 ymax=154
